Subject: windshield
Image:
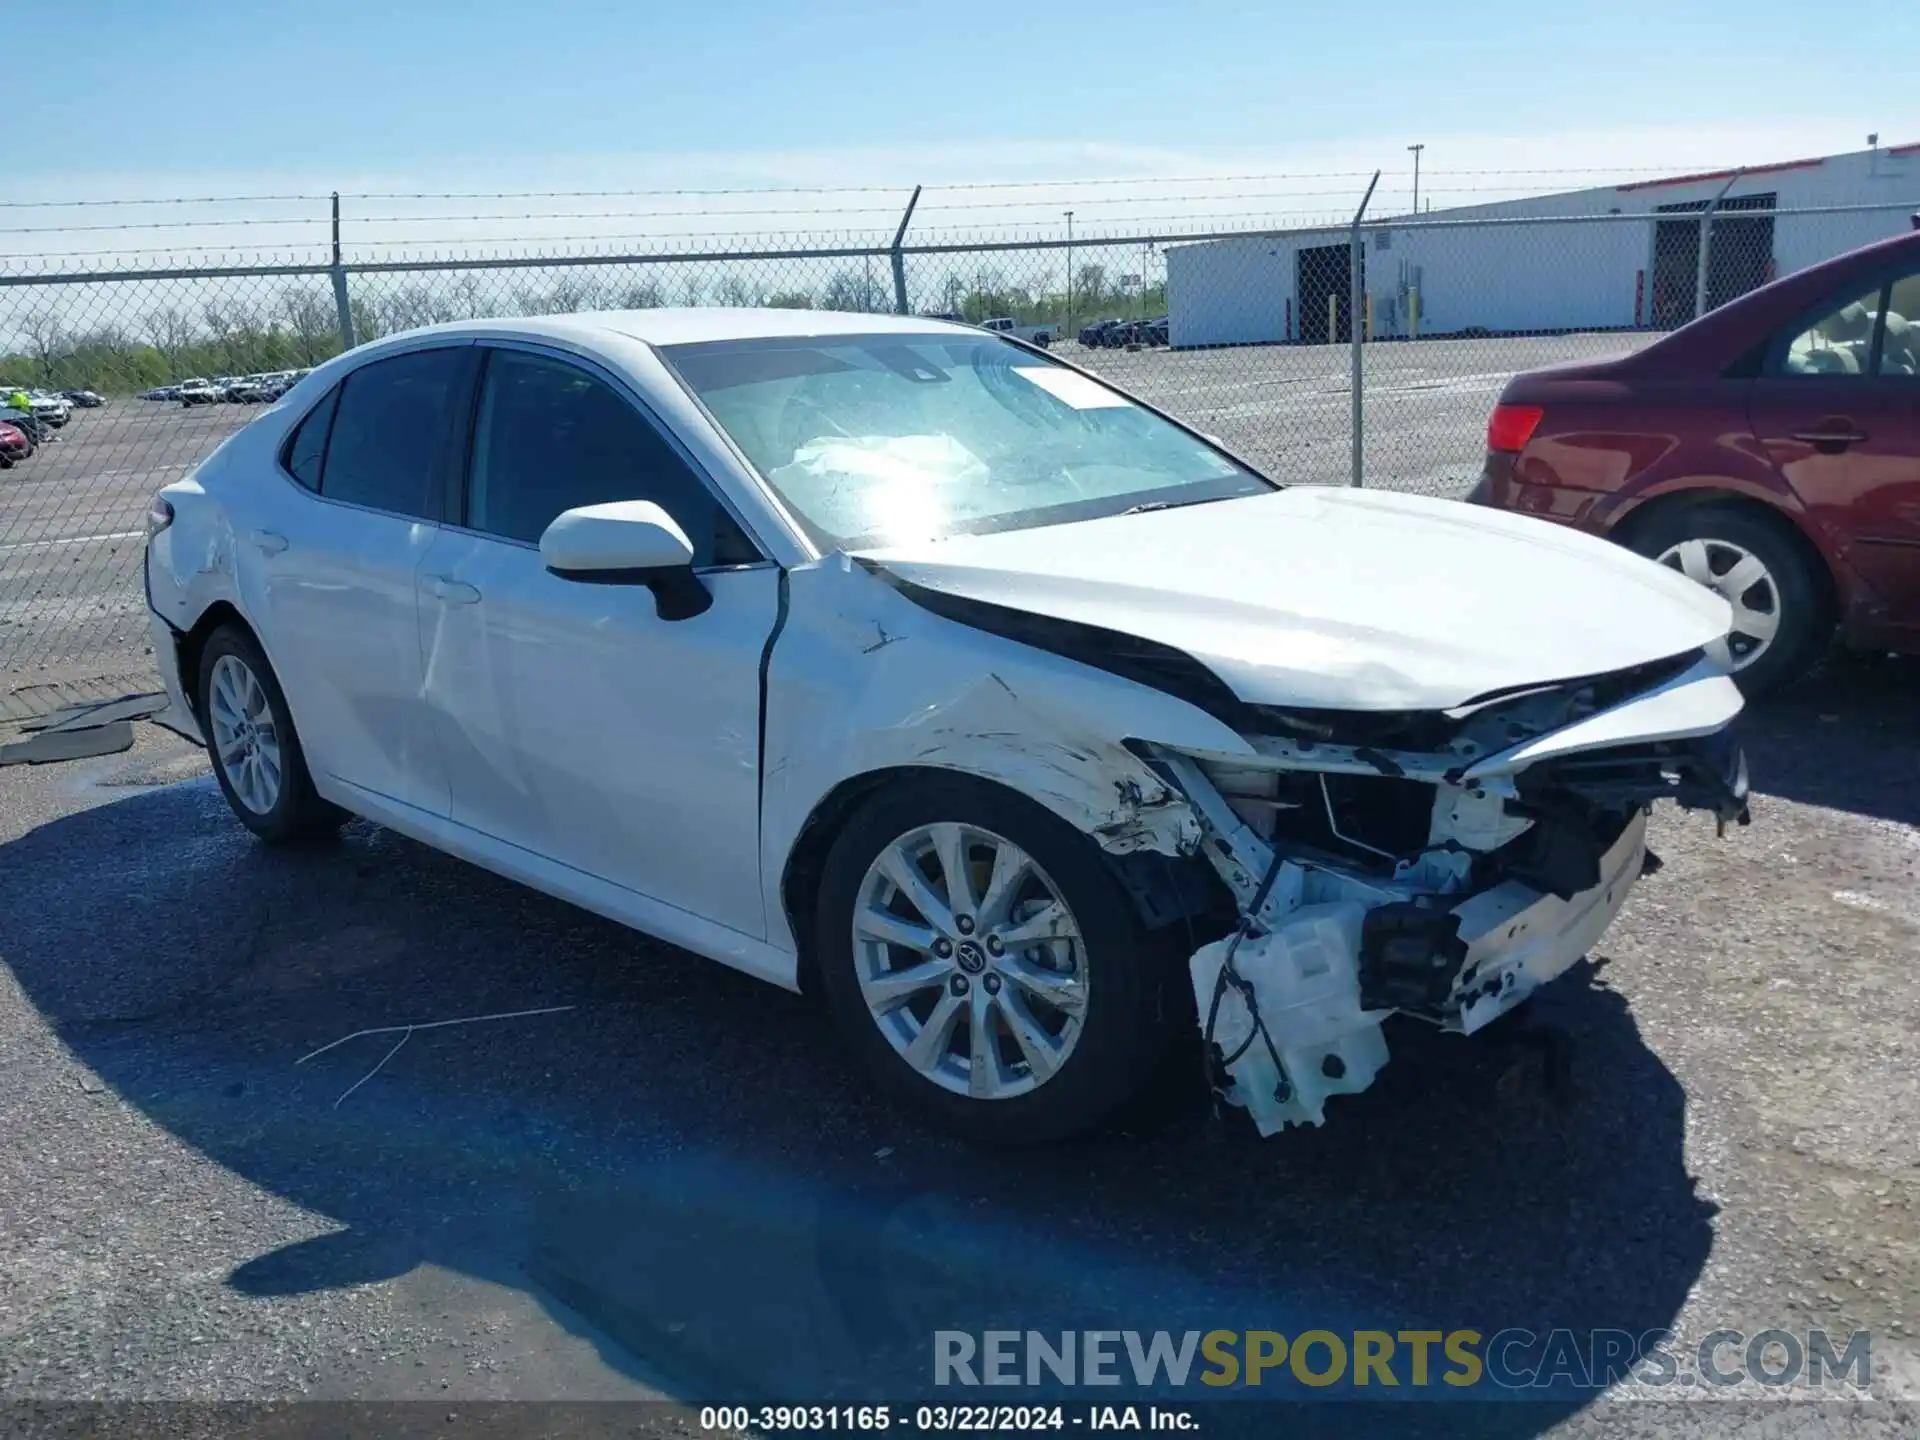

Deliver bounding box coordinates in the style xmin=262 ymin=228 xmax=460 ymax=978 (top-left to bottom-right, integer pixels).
xmin=661 ymin=331 xmax=1272 ymax=548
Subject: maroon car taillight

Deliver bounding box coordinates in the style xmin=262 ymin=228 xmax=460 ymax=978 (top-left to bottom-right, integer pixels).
xmin=1486 ymin=403 xmax=1544 ymax=453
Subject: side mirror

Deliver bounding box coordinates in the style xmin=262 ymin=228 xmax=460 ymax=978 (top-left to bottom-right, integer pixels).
xmin=540 ymin=500 xmax=711 ymax=620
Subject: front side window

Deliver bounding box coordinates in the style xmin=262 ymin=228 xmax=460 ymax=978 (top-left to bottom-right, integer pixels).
xmin=1776 ymin=285 xmax=1884 ymax=377
xmin=320 ymin=348 xmax=465 ymax=517
xmin=466 ymin=348 xmax=755 ymax=565
xmin=661 ymin=332 xmax=1270 ymax=549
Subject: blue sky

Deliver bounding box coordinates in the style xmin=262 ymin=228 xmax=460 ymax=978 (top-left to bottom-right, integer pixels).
xmin=20 ymin=1 xmax=1910 ymax=176
xmin=7 ymin=1 xmax=1916 ymax=256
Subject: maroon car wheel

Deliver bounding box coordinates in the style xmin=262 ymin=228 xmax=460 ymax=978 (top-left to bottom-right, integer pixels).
xmin=1629 ymin=505 xmax=1830 ymax=696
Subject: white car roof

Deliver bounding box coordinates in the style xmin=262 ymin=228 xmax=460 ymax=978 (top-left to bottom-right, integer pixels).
xmin=371 ymin=307 xmax=978 ymax=349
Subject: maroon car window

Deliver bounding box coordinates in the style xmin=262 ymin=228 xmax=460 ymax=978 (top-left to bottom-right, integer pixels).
xmin=1876 ymin=274 xmax=1920 ymax=377
xmin=1777 ymin=284 xmax=1884 ymax=377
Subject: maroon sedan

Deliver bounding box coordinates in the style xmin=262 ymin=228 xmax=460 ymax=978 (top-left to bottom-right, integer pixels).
xmin=1471 ymin=220 xmax=1920 ymax=694
xmin=0 ymin=420 xmax=28 ymax=468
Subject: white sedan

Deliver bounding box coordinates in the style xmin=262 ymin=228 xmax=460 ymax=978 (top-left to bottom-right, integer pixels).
xmin=145 ymin=309 xmax=1751 ymax=1142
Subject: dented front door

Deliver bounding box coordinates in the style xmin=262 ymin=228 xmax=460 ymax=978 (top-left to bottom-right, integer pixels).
xmin=418 ymin=528 xmax=781 ymax=938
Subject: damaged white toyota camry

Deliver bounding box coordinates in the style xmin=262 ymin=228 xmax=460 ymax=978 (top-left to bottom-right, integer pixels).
xmin=145 ymin=309 xmax=1750 ymax=1142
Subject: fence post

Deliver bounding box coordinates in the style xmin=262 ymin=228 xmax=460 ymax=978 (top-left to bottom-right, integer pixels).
xmin=1349 ymin=169 xmax=1380 ymax=488
xmin=330 ymin=192 xmax=356 ymax=352
xmin=1693 ymin=169 xmax=1743 ymax=322
xmin=890 ymin=185 xmax=922 ymax=316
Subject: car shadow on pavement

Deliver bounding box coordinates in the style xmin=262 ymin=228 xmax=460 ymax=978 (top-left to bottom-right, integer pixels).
xmin=1741 ymin=651 xmax=1919 ymax=826
xmin=1 ymin=773 xmax=1716 ymax=1438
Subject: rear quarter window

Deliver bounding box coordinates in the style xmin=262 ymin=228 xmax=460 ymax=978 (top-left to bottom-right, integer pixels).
xmin=279 ymin=385 xmax=340 ymax=491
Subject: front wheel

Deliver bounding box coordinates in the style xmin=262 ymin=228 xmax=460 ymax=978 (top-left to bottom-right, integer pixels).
xmin=198 ymin=625 xmax=344 ymax=841
xmin=1626 ymin=504 xmax=1831 ymax=696
xmin=814 ymin=774 xmax=1177 ymax=1144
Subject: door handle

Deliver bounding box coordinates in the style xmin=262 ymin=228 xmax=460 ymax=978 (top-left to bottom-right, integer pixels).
xmin=1791 ymin=429 xmax=1867 ymax=453
xmin=248 ymin=529 xmax=289 ymax=555
xmin=427 ymin=574 xmax=482 ymax=605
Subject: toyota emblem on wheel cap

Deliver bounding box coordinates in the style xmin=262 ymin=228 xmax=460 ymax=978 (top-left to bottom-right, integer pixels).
xmin=954 ymin=939 xmax=988 ymax=974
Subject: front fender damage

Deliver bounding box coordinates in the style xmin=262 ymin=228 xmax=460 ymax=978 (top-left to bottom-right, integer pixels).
xmin=879 ymin=669 xmax=1202 ymax=857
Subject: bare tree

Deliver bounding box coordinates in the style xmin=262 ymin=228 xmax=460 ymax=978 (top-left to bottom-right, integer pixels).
xmin=450 ymin=273 xmax=490 ymax=321
xmin=20 ymin=308 xmax=67 ymax=385
xmin=379 ymin=284 xmax=458 ymax=334
xmin=143 ymin=306 xmax=199 ymax=374
xmin=544 ymin=275 xmax=601 ymax=314
xmin=279 ymin=288 xmax=336 ymax=365
xmin=823 ymin=269 xmax=890 ymax=313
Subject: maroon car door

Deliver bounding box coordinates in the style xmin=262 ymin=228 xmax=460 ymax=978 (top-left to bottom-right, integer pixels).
xmin=1748 ymin=269 xmax=1920 ymax=642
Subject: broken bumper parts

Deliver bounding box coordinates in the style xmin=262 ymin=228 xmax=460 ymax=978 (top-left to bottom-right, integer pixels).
xmin=1162 ymin=729 xmax=1748 ymax=1136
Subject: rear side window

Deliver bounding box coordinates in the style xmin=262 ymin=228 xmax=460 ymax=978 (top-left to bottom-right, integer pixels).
xmin=319 ymin=348 xmax=465 ymax=517
xmin=281 ymin=385 xmax=339 ymax=491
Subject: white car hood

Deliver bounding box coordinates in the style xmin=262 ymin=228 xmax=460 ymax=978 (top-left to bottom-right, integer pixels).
xmin=857 ymin=487 xmax=1733 ymax=711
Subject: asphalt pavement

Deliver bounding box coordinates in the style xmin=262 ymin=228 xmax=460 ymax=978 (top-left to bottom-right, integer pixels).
xmin=1 ymin=651 xmax=1916 ymax=1437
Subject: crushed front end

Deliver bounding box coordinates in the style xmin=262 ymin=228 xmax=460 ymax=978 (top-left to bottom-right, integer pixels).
xmin=1145 ymin=652 xmax=1750 ymax=1135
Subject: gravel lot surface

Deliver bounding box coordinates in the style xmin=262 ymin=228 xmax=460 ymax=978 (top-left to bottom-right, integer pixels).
xmin=1 ymin=649 xmax=1916 ymax=1437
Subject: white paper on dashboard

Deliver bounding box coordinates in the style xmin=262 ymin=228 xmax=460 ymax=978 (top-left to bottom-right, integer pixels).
xmin=1012 ymin=366 xmax=1135 ymax=409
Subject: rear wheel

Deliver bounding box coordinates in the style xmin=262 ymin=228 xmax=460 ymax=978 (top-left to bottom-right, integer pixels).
xmin=814 ymin=775 xmax=1177 ymax=1144
xmin=1626 ymin=503 xmax=1830 ymax=696
xmin=198 ymin=625 xmax=344 ymax=841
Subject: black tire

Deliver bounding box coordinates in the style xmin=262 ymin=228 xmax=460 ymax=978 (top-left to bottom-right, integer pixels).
xmin=814 ymin=773 xmax=1178 ymax=1144
xmin=1625 ymin=503 xmax=1831 ymax=697
xmin=197 ymin=624 xmax=344 ymax=842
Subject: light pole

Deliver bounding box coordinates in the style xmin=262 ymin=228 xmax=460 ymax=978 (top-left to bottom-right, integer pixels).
xmin=1408 ymin=143 xmax=1424 ymax=215
xmin=1064 ymin=210 xmax=1075 ymax=337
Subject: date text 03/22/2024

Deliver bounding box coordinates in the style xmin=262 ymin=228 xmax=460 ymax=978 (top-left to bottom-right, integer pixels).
xmin=698 ymin=1405 xmax=1196 ymax=1432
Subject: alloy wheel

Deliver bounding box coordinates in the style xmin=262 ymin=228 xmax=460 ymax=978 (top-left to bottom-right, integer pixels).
xmin=207 ymin=653 xmax=283 ymax=815
xmin=851 ymin=822 xmax=1089 ymax=1101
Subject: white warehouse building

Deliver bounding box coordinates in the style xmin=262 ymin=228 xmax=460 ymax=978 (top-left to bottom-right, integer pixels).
xmin=1166 ymin=143 xmax=1920 ymax=349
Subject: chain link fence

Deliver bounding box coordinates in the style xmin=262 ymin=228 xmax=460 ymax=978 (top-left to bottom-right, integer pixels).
xmin=3 ymin=198 xmax=1915 ymax=719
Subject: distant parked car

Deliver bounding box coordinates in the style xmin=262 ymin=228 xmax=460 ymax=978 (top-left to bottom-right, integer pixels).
xmin=229 ymin=375 xmax=273 ymax=403
xmin=178 ymin=379 xmax=219 ymax=407
xmin=1141 ymin=315 xmax=1169 ymax=347
xmin=1471 ymin=222 xmax=1920 ymax=695
xmin=978 ymin=316 xmax=1054 ymax=347
xmin=1078 ymin=319 xmax=1122 ymax=347
xmin=61 ymin=388 xmax=105 ymax=408
xmin=0 ymin=420 xmax=28 ymax=467
xmin=29 ymin=392 xmax=70 ymax=427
